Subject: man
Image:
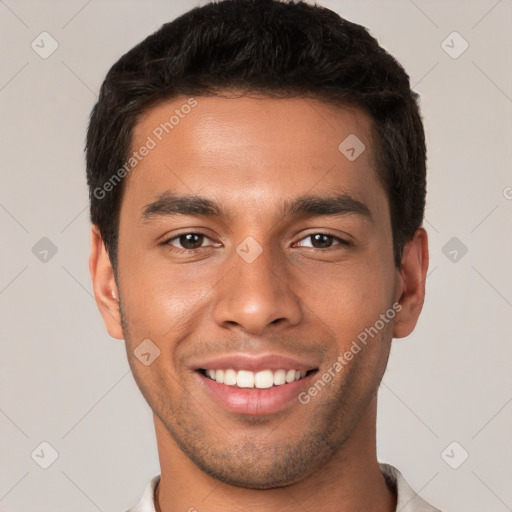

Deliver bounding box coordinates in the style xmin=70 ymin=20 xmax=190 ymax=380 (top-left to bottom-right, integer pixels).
xmin=87 ymin=0 xmax=440 ymax=510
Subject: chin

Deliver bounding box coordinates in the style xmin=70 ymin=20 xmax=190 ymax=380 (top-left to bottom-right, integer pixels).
xmin=176 ymin=433 xmax=331 ymax=490
xmin=197 ymin=460 xmax=315 ymax=489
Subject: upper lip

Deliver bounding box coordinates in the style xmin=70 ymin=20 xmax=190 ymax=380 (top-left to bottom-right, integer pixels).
xmin=192 ymin=353 xmax=320 ymax=372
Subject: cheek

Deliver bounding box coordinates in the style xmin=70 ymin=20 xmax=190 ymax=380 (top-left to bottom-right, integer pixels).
xmin=291 ymin=255 xmax=395 ymax=333
xmin=118 ymin=254 xmax=220 ymax=338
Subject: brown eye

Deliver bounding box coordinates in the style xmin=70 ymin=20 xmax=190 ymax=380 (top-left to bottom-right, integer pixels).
xmin=310 ymin=234 xmax=334 ymax=249
xmin=168 ymin=233 xmax=207 ymax=250
xmin=296 ymin=233 xmax=350 ymax=249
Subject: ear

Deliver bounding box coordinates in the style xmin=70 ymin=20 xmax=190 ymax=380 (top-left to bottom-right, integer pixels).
xmin=393 ymin=227 xmax=429 ymax=339
xmin=89 ymin=225 xmax=124 ymax=340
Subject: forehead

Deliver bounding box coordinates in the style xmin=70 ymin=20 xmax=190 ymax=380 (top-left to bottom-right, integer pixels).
xmin=124 ymin=95 xmax=384 ymax=216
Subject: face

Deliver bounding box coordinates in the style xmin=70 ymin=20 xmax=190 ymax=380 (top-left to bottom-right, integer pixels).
xmin=91 ymin=95 xmax=427 ymax=489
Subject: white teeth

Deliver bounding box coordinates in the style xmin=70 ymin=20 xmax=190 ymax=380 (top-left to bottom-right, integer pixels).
xmin=223 ymin=369 xmax=237 ymax=386
xmin=254 ymin=370 xmax=274 ymax=389
xmin=237 ymin=370 xmax=254 ymax=388
xmin=204 ymin=368 xmax=310 ymax=388
xmin=273 ymin=369 xmax=286 ymax=385
xmin=285 ymin=369 xmax=296 ymax=383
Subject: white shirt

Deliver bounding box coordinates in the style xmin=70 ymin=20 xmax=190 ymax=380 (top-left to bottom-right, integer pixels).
xmin=125 ymin=463 xmax=442 ymax=512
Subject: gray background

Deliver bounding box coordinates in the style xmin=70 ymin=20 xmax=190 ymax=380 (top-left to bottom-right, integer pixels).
xmin=1 ymin=0 xmax=511 ymax=511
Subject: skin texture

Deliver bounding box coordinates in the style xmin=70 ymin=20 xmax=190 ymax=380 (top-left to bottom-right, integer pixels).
xmin=89 ymin=95 xmax=428 ymax=512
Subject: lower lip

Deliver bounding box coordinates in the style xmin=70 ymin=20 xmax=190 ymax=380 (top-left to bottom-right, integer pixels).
xmin=196 ymin=371 xmax=316 ymax=416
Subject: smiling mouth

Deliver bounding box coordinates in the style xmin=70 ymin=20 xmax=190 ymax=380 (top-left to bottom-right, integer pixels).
xmin=198 ymin=368 xmax=318 ymax=389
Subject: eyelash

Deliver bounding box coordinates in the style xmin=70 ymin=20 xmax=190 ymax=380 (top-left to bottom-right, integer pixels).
xmin=161 ymin=231 xmax=351 ymax=253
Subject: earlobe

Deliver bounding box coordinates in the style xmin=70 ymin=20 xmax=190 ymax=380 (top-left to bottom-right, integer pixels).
xmin=89 ymin=225 xmax=124 ymax=340
xmin=393 ymin=227 xmax=429 ymax=339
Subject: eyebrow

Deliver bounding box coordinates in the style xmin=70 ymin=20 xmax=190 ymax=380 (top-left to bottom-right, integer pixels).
xmin=140 ymin=191 xmax=372 ymax=223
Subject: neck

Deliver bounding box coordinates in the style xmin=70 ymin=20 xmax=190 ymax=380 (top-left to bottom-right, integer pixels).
xmin=153 ymin=395 xmax=396 ymax=512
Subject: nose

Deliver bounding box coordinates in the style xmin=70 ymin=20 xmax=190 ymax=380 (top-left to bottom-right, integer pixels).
xmin=213 ymin=245 xmax=303 ymax=335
